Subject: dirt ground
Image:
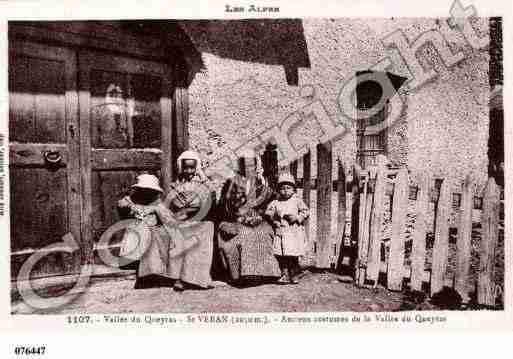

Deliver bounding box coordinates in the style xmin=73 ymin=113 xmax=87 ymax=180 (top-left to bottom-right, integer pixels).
xmin=12 ymin=271 xmax=418 ymax=315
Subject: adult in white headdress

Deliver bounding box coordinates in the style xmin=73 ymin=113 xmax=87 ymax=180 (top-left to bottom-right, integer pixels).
xmin=216 ymin=150 xmax=281 ymax=285
xmin=163 ymin=150 xmax=215 ymax=291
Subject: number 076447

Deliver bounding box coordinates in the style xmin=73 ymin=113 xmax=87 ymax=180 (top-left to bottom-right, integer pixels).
xmin=13 ymin=347 xmax=46 ymax=356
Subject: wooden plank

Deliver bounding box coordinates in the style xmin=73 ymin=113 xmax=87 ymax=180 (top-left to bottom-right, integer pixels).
xmin=350 ymin=166 xmax=362 ymax=280
xmin=9 ymin=42 xmax=68 ymax=144
xmin=356 ymin=173 xmax=369 ymax=286
xmin=32 ymin=56 xmax=66 ymax=143
xmin=161 ymin=65 xmax=174 ymax=191
xmin=362 ymin=189 xmax=373 ymax=271
xmin=366 ymin=162 xmax=387 ymax=284
xmin=289 ymin=159 xmax=298 ymax=180
xmin=302 ymin=150 xmax=311 ymax=249
xmin=430 ymin=178 xmax=452 ymax=295
xmin=337 ymin=161 xmax=346 ymax=241
xmin=9 ymin=54 xmax=35 ymax=143
xmin=9 ymin=23 xmax=167 ymax=61
xmin=410 ymin=174 xmax=430 ymax=291
xmin=455 ymin=176 xmax=473 ymax=302
xmin=83 ymin=51 xmax=167 ymax=77
xmin=91 ymin=149 xmax=162 ymax=170
xmin=315 ymin=142 xmax=332 ymax=268
xmin=11 ymin=251 xmax=76 ymax=280
xmin=78 ymin=51 xmax=94 ymax=266
xmin=335 ymin=160 xmax=347 ymax=272
xmin=130 ymin=74 xmax=164 ymax=149
xmin=478 ymin=177 xmax=500 ymax=306
xmin=64 ymin=48 xmax=82 ymax=273
xmin=262 ymin=142 xmax=279 ymax=191
xmin=378 ymin=262 xmax=431 ymax=283
xmin=387 ymin=168 xmax=409 ymax=291
xmin=9 ymin=143 xmax=68 ymax=166
xmin=9 ymin=40 xmax=72 ymax=62
xmin=95 ymin=171 xmax=138 ymax=238
xmin=10 ymin=167 xmax=70 ymax=278
xmin=9 ymin=42 xmax=80 ymax=278
xmin=9 ymin=168 xmax=65 ymax=250
xmin=173 ymin=59 xmax=189 ymax=162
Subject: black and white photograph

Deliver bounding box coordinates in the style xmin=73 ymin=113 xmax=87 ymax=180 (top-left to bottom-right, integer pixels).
xmin=2 ymin=1 xmax=507 ymax=323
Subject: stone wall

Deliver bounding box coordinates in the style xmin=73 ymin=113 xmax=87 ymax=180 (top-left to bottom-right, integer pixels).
xmin=178 ymin=18 xmax=490 ymax=190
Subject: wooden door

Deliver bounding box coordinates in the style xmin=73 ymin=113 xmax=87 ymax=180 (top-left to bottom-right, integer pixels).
xmin=78 ymin=51 xmax=174 ymax=264
xmin=9 ymin=41 xmax=81 ymax=278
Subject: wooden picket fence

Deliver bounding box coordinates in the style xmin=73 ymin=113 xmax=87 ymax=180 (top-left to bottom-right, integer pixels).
xmin=260 ymin=142 xmax=503 ymax=307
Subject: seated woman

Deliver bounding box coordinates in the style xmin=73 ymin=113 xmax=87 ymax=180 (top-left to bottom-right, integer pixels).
xmin=217 ymin=171 xmax=281 ymax=286
xmin=117 ymin=174 xmax=180 ymax=289
xmin=163 ymin=150 xmax=215 ymax=291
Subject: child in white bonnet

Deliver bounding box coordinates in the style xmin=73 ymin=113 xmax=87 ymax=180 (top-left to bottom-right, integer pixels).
xmin=265 ymin=172 xmax=309 ymax=284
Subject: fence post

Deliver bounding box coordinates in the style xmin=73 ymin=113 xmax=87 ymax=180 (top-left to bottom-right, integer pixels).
xmin=410 ymin=175 xmax=429 ymax=291
xmin=262 ymin=142 xmax=278 ymax=191
xmin=355 ymin=171 xmax=369 ymax=285
xmin=316 ymin=142 xmax=333 ymax=268
xmin=387 ymin=168 xmax=409 ymax=291
xmin=366 ymin=162 xmax=387 ymax=285
xmin=478 ymin=177 xmax=500 ymax=306
xmin=289 ymin=159 xmax=298 ymax=180
xmin=430 ymin=178 xmax=451 ymax=295
xmin=335 ymin=160 xmax=347 ymax=272
xmin=337 ymin=161 xmax=346 ymax=239
xmin=455 ymin=176 xmax=473 ymax=302
xmin=302 ymin=150 xmax=311 ymax=245
xmin=351 ymin=166 xmax=361 ymax=280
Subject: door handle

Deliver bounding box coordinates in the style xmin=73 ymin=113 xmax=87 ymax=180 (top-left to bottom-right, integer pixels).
xmin=43 ymin=150 xmax=62 ymax=165
xmin=69 ymin=124 xmax=75 ymax=139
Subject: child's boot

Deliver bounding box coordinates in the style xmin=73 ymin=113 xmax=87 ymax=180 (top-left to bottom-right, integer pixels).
xmin=288 ymin=266 xmax=299 ymax=284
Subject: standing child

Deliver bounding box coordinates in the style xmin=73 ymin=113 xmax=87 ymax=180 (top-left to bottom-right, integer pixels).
xmin=265 ymin=173 xmax=309 ymax=284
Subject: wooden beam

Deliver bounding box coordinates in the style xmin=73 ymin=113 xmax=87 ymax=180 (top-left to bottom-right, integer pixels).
xmin=161 ymin=65 xmax=174 ymax=191
xmin=455 ymin=176 xmax=473 ymax=302
xmin=478 ymin=177 xmax=500 ymax=306
xmin=9 ymin=23 xmax=167 ymax=61
xmin=64 ymin=48 xmax=82 ymax=273
xmin=356 ymin=173 xmax=369 ymax=286
xmin=289 ymin=159 xmax=298 ymax=179
xmin=337 ymin=161 xmax=346 ymax=241
xmin=378 ymin=262 xmax=431 ymax=283
xmin=366 ymin=163 xmax=387 ymax=284
xmin=9 ymin=143 xmax=68 ymax=167
xmin=302 ymin=150 xmax=311 ymax=249
xmin=430 ymin=178 xmax=451 ymax=295
xmin=91 ymin=149 xmax=162 ymax=170
xmin=78 ymin=51 xmax=94 ymax=266
xmin=387 ymin=168 xmax=409 ymax=291
xmin=410 ymin=174 xmax=429 ymax=291
xmin=335 ymin=160 xmax=347 ymax=273
xmin=315 ymin=142 xmax=333 ymax=268
xmin=262 ymin=142 xmax=279 ymax=191
xmin=173 ymin=59 xmax=189 ymax=160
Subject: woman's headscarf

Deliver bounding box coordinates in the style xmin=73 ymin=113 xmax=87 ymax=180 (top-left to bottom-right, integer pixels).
xmin=220 ymin=173 xmax=273 ymax=221
xmin=176 ymin=150 xmax=207 ymax=181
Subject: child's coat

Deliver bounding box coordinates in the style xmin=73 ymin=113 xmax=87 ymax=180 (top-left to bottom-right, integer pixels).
xmin=118 ymin=196 xmax=182 ymax=276
xmin=265 ymin=194 xmax=309 ymax=256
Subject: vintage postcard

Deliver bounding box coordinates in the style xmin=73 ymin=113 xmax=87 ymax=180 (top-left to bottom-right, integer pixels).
xmin=0 ymin=0 xmax=511 ymax=344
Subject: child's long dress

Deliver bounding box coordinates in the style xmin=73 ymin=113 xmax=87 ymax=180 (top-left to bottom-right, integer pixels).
xmin=265 ymin=195 xmax=309 ymax=256
xmin=118 ymin=198 xmax=181 ymax=277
